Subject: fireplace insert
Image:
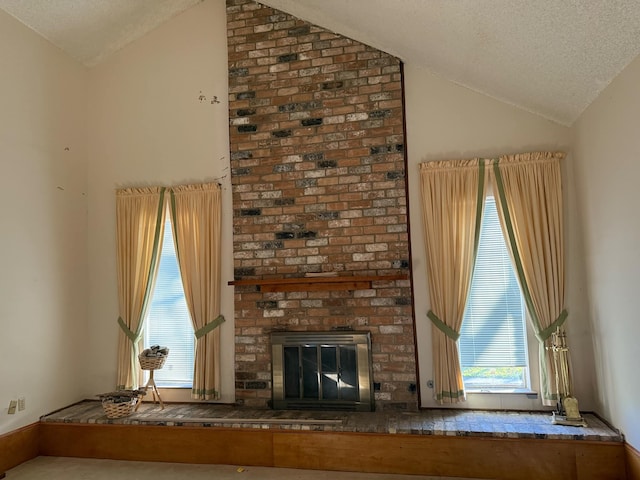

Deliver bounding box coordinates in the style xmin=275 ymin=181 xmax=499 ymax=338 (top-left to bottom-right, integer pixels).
xmin=271 ymin=331 xmax=374 ymax=411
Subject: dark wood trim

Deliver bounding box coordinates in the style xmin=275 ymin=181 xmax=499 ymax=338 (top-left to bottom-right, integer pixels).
xmin=627 ymin=442 xmax=640 ymax=480
xmin=398 ymin=59 xmax=421 ymax=407
xmin=228 ymin=274 xmax=408 ymax=292
xmin=0 ymin=423 xmax=39 ymax=473
xmin=38 ymin=422 xmax=625 ymax=479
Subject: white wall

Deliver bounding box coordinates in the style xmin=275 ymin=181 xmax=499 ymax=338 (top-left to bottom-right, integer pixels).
xmin=0 ymin=10 xmax=88 ymax=435
xmin=404 ymin=65 xmax=596 ymax=410
xmin=85 ymin=0 xmax=235 ymax=401
xmin=572 ymin=54 xmax=640 ymax=449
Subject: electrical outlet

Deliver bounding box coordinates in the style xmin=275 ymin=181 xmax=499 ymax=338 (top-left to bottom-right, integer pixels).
xmin=8 ymin=400 xmax=17 ymax=414
xmin=18 ymin=397 xmax=25 ymax=411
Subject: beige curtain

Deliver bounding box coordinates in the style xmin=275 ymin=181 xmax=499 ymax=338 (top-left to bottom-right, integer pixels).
xmin=115 ymin=187 xmax=166 ymax=389
xmin=491 ymin=152 xmax=567 ymax=405
xmin=170 ymin=183 xmax=225 ymax=400
xmin=419 ymin=159 xmax=487 ymax=403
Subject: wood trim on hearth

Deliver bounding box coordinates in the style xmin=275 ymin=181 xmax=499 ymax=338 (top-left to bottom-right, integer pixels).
xmin=627 ymin=442 xmax=640 ymax=480
xmin=0 ymin=423 xmax=39 ymax=473
xmin=38 ymin=422 xmax=625 ymax=480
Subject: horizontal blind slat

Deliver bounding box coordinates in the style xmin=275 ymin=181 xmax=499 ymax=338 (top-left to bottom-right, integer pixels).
xmin=459 ymin=198 xmax=528 ymax=371
xmin=144 ymin=215 xmax=195 ymax=387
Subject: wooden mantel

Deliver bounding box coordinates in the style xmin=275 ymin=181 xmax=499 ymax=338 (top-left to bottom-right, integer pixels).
xmin=228 ymin=274 xmax=408 ymax=292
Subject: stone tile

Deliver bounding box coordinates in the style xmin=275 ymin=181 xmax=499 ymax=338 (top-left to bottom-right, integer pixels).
xmin=40 ymin=401 xmax=623 ymax=443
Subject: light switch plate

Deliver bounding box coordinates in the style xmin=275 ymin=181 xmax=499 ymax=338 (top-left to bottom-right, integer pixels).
xmin=8 ymin=400 xmax=17 ymax=414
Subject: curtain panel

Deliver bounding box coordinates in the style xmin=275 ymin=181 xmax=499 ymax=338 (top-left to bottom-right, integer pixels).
xmin=419 ymin=159 xmax=487 ymax=403
xmin=491 ymin=152 xmax=567 ymax=405
xmin=114 ymin=182 xmax=224 ymax=397
xmin=170 ymin=182 xmax=224 ymax=400
xmin=115 ymin=187 xmax=167 ymax=389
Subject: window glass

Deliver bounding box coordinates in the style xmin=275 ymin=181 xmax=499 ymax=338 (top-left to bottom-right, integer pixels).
xmin=459 ymin=196 xmax=529 ymax=390
xmin=143 ymin=215 xmax=195 ymax=388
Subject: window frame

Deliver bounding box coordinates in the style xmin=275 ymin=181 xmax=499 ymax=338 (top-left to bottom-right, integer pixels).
xmin=459 ymin=194 xmax=536 ymax=395
xmin=142 ymin=211 xmax=196 ymax=391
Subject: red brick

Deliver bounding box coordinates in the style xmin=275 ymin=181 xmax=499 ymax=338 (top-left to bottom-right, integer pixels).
xmin=228 ymin=0 xmax=414 ymax=411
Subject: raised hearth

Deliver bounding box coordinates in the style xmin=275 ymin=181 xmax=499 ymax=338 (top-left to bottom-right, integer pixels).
xmin=35 ymin=401 xmax=627 ymax=480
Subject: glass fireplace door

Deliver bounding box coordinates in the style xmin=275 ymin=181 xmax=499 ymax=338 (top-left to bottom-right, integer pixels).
xmin=283 ymin=345 xmax=358 ymax=402
xmin=273 ymin=331 xmax=372 ymax=411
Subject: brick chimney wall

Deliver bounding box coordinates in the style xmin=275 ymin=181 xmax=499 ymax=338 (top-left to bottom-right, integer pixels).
xmin=226 ymin=0 xmax=417 ymax=411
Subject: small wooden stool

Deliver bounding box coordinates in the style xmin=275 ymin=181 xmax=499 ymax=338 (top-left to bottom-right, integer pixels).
xmin=136 ymin=349 xmax=169 ymax=411
xmin=137 ymin=368 xmax=163 ymax=410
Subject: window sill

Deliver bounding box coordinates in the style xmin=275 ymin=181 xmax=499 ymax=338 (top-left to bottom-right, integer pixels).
xmin=466 ymin=388 xmax=537 ymax=396
xmin=148 ymin=387 xmax=194 ymax=404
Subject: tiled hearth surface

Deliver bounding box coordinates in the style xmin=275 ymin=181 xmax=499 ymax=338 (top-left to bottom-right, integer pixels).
xmin=41 ymin=400 xmax=622 ymax=442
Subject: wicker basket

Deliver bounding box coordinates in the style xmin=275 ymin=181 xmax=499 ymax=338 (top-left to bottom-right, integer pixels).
xmin=138 ymin=352 xmax=168 ymax=370
xmin=101 ymin=397 xmax=138 ymax=418
xmin=98 ymin=389 xmax=145 ymax=418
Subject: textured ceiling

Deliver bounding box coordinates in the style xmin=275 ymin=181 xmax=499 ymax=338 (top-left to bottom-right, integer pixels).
xmin=1 ymin=0 xmax=640 ymax=125
xmin=0 ymin=0 xmax=202 ymax=67
xmin=261 ymin=0 xmax=640 ymax=125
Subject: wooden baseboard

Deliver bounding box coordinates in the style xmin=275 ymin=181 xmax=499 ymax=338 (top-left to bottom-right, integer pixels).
xmin=627 ymin=443 xmax=640 ymax=480
xmin=0 ymin=423 xmax=39 ymax=473
xmin=39 ymin=422 xmax=626 ymax=480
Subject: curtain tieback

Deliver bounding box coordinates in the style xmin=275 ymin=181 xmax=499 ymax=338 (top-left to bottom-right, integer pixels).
xmin=194 ymin=314 xmax=226 ymax=340
xmin=535 ymin=309 xmax=568 ymax=343
xmin=117 ymin=316 xmax=142 ymax=343
xmin=118 ymin=316 xmax=143 ymax=379
xmin=427 ymin=311 xmax=460 ymax=341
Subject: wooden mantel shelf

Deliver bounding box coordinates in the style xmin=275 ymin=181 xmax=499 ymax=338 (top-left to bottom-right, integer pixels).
xmin=228 ymin=274 xmax=408 ymax=292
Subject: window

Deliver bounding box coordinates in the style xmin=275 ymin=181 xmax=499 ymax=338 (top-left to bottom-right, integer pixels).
xmin=458 ymin=196 xmax=529 ymax=390
xmin=143 ymin=214 xmax=195 ymax=388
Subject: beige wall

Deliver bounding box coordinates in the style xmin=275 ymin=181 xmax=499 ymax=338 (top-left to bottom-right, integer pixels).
xmin=82 ymin=0 xmax=591 ymax=411
xmin=403 ymin=64 xmax=596 ymax=410
xmin=85 ymin=0 xmax=235 ymax=401
xmin=0 ymin=10 xmax=88 ymax=435
xmin=0 ymin=0 xmax=611 ymax=430
xmin=572 ymin=54 xmax=640 ymax=449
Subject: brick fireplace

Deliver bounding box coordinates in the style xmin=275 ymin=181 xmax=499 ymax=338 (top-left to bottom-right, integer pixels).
xmin=226 ymin=0 xmax=417 ymax=411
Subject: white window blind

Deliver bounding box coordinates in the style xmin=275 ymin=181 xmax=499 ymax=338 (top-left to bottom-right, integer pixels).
xmin=144 ymin=214 xmax=195 ymax=388
xmin=459 ymin=196 xmax=528 ymax=389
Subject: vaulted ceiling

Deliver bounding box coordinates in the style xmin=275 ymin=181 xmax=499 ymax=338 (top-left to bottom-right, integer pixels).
xmin=2 ymin=0 xmax=640 ymax=125
xmin=0 ymin=0 xmax=201 ymax=67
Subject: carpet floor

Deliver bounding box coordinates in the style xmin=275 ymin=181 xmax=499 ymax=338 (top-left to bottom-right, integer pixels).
xmin=8 ymin=457 xmax=482 ymax=480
